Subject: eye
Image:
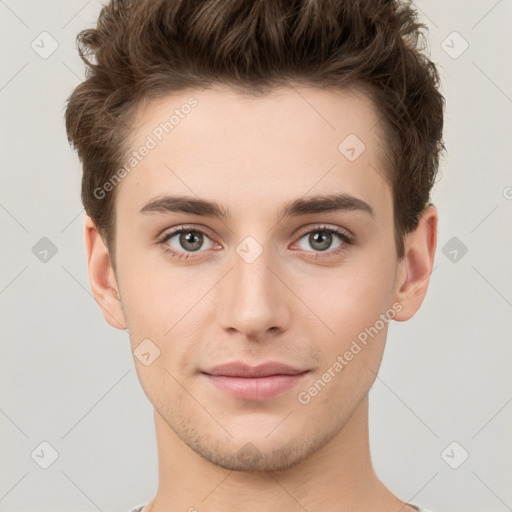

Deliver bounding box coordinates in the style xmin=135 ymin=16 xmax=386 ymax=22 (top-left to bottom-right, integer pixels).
xmin=293 ymin=225 xmax=353 ymax=258
xmin=157 ymin=224 xmax=354 ymax=261
xmin=158 ymin=226 xmax=216 ymax=260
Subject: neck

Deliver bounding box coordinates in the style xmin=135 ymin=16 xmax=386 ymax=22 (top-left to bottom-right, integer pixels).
xmin=145 ymin=396 xmax=411 ymax=512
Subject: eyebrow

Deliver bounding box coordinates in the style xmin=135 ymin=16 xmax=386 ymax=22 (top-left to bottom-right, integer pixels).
xmin=139 ymin=193 xmax=374 ymax=221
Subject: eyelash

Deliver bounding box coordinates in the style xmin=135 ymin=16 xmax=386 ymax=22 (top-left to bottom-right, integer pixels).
xmin=157 ymin=224 xmax=354 ymax=261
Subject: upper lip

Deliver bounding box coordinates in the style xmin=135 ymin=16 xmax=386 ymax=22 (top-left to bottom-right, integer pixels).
xmin=203 ymin=362 xmax=308 ymax=378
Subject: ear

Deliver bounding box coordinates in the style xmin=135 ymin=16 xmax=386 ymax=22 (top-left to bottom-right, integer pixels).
xmin=392 ymin=205 xmax=438 ymax=321
xmin=84 ymin=215 xmax=127 ymax=330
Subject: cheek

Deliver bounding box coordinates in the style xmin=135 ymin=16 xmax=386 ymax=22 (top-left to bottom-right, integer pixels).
xmin=293 ymin=257 xmax=396 ymax=338
xmin=116 ymin=247 xmax=178 ymax=325
xmin=117 ymin=256 xmax=216 ymax=370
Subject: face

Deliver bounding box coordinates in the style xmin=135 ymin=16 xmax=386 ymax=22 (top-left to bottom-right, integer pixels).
xmin=107 ymin=85 xmax=405 ymax=471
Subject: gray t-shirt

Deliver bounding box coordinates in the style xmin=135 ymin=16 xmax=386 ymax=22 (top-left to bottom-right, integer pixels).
xmin=130 ymin=503 xmax=433 ymax=511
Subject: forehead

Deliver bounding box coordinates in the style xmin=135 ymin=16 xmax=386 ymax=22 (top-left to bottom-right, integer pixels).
xmin=117 ymin=84 xmax=392 ymax=222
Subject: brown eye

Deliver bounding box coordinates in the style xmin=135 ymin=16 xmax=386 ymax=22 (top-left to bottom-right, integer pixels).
xmin=177 ymin=231 xmax=204 ymax=252
xmin=161 ymin=227 xmax=215 ymax=256
xmin=307 ymin=231 xmax=335 ymax=251
xmin=293 ymin=225 xmax=354 ymax=260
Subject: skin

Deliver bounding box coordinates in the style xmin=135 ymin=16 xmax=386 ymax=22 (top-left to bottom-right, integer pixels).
xmin=85 ymin=84 xmax=437 ymax=512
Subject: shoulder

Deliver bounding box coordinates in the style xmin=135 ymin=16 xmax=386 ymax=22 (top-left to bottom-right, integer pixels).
xmin=408 ymin=504 xmax=434 ymax=512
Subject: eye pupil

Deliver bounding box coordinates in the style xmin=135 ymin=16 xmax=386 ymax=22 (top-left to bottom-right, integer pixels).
xmin=180 ymin=231 xmax=203 ymax=251
xmin=310 ymin=231 xmax=332 ymax=251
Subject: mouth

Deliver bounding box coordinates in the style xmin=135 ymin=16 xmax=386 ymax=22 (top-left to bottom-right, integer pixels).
xmin=201 ymin=361 xmax=310 ymax=400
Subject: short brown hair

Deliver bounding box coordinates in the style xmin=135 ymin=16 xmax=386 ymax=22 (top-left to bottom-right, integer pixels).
xmin=65 ymin=0 xmax=445 ymax=263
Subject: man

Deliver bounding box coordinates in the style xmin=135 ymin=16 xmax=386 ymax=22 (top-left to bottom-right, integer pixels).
xmin=65 ymin=0 xmax=444 ymax=510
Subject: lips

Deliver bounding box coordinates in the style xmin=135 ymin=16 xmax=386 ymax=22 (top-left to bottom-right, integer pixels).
xmin=204 ymin=361 xmax=308 ymax=378
xmin=202 ymin=362 xmax=309 ymax=400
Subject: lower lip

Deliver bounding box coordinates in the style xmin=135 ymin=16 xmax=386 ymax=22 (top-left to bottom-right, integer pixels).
xmin=204 ymin=372 xmax=309 ymax=400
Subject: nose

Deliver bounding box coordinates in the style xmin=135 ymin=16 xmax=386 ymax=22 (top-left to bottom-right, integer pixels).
xmin=216 ymin=240 xmax=291 ymax=340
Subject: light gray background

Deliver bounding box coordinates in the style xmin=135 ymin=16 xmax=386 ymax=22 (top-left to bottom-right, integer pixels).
xmin=1 ymin=1 xmax=511 ymax=511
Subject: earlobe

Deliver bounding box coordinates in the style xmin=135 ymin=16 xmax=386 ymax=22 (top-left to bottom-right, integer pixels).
xmin=392 ymin=205 xmax=438 ymax=322
xmin=84 ymin=215 xmax=127 ymax=330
